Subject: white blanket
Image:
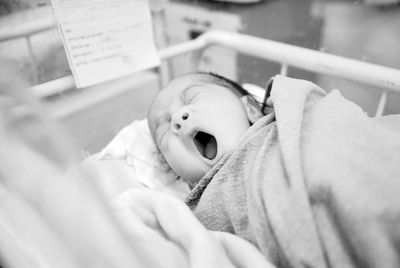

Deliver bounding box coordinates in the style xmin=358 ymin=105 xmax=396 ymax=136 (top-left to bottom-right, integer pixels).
xmin=82 ymin=119 xmax=189 ymax=200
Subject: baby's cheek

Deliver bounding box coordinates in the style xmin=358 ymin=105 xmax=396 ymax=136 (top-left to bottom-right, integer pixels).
xmin=167 ymin=147 xmax=203 ymax=182
xmin=163 ymin=140 xmax=185 ymax=169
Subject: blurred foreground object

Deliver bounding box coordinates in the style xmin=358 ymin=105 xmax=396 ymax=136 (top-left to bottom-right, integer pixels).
xmin=0 ymin=59 xmax=274 ymax=268
xmin=0 ymin=59 xmax=151 ymax=268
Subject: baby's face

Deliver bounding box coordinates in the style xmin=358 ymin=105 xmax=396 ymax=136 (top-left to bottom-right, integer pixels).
xmin=148 ymin=74 xmax=251 ymax=186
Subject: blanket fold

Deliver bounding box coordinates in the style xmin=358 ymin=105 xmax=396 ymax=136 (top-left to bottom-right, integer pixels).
xmin=185 ymin=75 xmax=400 ymax=268
xmin=112 ymin=188 xmax=274 ymax=268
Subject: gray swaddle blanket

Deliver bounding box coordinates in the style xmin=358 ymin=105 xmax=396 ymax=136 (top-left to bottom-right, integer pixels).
xmin=185 ymin=75 xmax=400 ymax=268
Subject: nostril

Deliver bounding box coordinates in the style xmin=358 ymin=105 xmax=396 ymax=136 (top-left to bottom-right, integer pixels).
xmin=174 ymin=123 xmax=181 ymax=130
xmin=182 ymin=112 xmax=189 ymax=120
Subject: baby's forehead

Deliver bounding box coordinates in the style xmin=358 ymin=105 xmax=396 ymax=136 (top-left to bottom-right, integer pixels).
xmin=149 ymin=73 xmax=232 ymax=110
xmin=174 ymin=73 xmax=242 ymax=97
xmin=171 ymin=73 xmax=212 ymax=86
xmin=148 ymin=75 xmax=212 ymax=118
xmin=158 ymin=74 xmax=212 ymax=97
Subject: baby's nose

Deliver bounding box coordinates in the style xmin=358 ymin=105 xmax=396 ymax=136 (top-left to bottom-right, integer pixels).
xmin=171 ymin=110 xmax=190 ymax=133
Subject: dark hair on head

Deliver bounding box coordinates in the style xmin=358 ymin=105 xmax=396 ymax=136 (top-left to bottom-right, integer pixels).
xmin=205 ymin=72 xmax=250 ymax=97
xmin=198 ymin=71 xmax=268 ymax=116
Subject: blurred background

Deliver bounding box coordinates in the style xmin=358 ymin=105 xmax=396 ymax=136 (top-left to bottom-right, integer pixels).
xmin=0 ymin=0 xmax=399 ymax=153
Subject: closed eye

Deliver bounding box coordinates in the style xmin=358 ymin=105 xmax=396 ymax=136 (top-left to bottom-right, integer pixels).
xmin=180 ymin=91 xmax=193 ymax=105
xmin=181 ymin=85 xmax=201 ymax=104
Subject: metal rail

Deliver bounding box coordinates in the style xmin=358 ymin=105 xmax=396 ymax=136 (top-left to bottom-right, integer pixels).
xmin=1 ymin=18 xmax=400 ymax=115
xmin=160 ymin=31 xmax=400 ymax=93
xmin=0 ymin=16 xmax=56 ymax=42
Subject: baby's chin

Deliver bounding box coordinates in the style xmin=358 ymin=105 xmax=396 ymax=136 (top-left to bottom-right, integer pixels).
xmin=177 ymin=148 xmax=226 ymax=188
xmin=180 ymin=166 xmax=210 ymax=188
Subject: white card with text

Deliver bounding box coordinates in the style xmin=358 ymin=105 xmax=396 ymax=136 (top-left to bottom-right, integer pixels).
xmin=52 ymin=0 xmax=160 ymax=88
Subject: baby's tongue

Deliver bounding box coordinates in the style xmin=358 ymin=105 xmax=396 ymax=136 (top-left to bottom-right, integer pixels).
xmin=204 ymin=138 xmax=217 ymax=160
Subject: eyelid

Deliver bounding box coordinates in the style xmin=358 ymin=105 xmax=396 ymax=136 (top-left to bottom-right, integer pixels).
xmin=180 ymin=90 xmax=192 ymax=104
xmin=181 ymin=86 xmax=201 ymax=104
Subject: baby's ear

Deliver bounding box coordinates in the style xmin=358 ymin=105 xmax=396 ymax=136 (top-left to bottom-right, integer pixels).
xmin=240 ymin=95 xmax=263 ymax=124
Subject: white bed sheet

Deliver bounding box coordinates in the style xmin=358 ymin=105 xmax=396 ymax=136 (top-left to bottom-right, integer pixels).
xmin=82 ymin=119 xmax=190 ymax=200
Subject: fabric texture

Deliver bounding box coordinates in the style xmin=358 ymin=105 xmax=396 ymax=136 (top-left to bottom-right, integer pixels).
xmin=83 ymin=119 xmax=189 ymax=199
xmin=99 ymin=119 xmax=180 ymax=188
xmin=112 ymin=188 xmax=275 ymax=268
xmin=185 ymin=75 xmax=400 ymax=268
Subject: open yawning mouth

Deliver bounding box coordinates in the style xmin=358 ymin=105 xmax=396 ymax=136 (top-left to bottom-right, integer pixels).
xmin=193 ymin=131 xmax=217 ymax=160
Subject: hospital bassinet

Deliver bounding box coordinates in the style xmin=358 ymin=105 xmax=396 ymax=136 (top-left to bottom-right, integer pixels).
xmin=2 ymin=18 xmax=400 ymax=152
xmin=2 ymin=16 xmax=400 ymax=268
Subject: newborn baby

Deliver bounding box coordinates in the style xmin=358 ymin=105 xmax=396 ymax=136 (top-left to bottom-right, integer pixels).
xmin=147 ymin=72 xmax=264 ymax=187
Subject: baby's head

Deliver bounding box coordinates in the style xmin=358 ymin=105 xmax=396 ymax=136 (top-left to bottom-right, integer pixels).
xmin=148 ymin=72 xmax=263 ymax=187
